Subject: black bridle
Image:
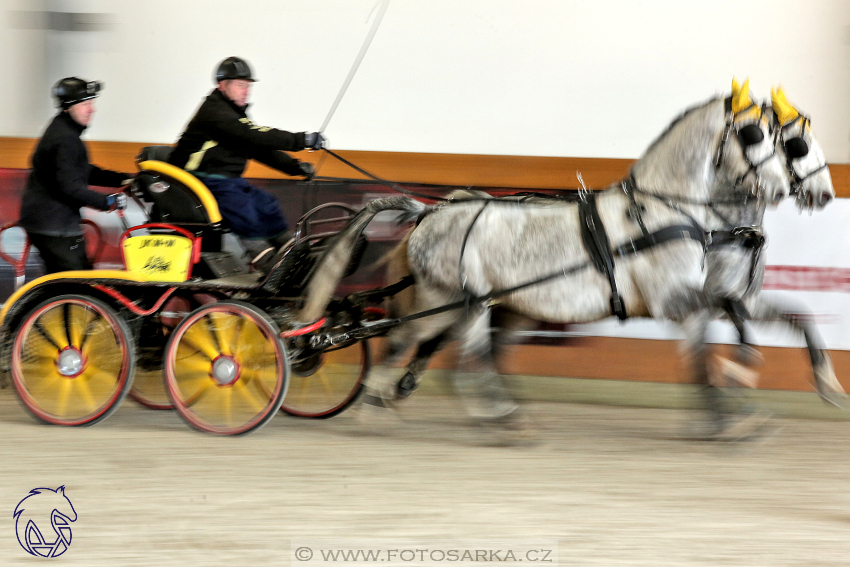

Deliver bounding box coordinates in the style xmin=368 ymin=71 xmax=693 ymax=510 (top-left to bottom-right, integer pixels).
xmin=714 ymin=101 xmax=780 ymax=196
xmin=772 ymin=113 xmax=829 ymax=196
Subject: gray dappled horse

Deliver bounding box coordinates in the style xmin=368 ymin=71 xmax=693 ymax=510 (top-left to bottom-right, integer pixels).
xmin=300 ymin=84 xmax=791 ymax=428
xmin=691 ymin=85 xmax=844 ymax=413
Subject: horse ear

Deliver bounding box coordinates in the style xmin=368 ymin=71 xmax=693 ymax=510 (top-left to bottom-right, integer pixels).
xmin=771 ymin=86 xmax=799 ymax=125
xmin=731 ymin=77 xmax=751 ymax=113
xmin=57 ymin=486 xmax=65 ymax=495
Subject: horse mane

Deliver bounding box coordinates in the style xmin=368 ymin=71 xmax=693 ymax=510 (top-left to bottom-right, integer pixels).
xmin=641 ymin=95 xmax=723 ymax=157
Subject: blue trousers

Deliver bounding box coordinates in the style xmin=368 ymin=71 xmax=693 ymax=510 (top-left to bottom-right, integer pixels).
xmin=202 ymin=177 xmax=289 ymax=239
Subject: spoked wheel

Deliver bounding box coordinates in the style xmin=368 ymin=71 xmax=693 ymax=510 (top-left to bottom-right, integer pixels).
xmin=164 ymin=301 xmax=289 ymax=435
xmin=281 ymin=340 xmax=369 ymax=418
xmin=128 ymin=370 xmax=172 ymax=410
xmin=10 ymin=294 xmax=135 ymax=426
xmin=129 ymin=293 xmax=220 ymax=410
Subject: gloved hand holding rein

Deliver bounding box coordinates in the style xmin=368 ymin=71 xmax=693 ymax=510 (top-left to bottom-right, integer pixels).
xmin=303 ymin=132 xmax=325 ymax=151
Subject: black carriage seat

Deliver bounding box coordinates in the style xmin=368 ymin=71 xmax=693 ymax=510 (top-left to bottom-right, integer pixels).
xmin=133 ymin=146 xmax=249 ymax=279
xmin=261 ymin=204 xmax=368 ymax=295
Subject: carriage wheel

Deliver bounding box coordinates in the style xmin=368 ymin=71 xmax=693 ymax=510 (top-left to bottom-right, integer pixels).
xmin=128 ymin=370 xmax=172 ymax=410
xmin=129 ymin=293 xmax=220 ymax=410
xmin=163 ymin=301 xmax=288 ymax=435
xmin=10 ymin=294 xmax=135 ymax=426
xmin=281 ymin=340 xmax=369 ymax=418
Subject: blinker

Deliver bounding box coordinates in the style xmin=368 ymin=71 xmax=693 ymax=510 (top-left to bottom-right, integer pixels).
xmin=737 ymin=123 xmax=764 ymax=146
xmin=784 ymin=136 xmax=809 ymax=159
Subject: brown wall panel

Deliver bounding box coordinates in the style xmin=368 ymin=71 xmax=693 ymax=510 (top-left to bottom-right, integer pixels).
xmin=3 ymin=136 xmax=849 ymax=195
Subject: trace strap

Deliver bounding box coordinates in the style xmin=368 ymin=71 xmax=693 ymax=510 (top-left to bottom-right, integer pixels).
xmin=327 ymin=222 xmax=705 ymax=347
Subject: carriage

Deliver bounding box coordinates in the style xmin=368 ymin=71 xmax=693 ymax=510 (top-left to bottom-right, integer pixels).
xmin=0 ymin=148 xmax=388 ymax=435
xmin=0 ymin=82 xmax=840 ymax=438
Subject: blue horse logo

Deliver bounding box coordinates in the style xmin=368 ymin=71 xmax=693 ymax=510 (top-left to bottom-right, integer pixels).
xmin=13 ymin=486 xmax=77 ymax=557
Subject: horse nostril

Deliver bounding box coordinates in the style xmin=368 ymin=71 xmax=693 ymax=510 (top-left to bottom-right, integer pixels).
xmin=772 ymin=192 xmax=784 ymax=204
xmin=819 ymin=192 xmax=833 ymax=207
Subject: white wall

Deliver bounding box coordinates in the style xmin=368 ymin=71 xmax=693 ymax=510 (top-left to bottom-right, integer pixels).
xmin=1 ymin=0 xmax=849 ymax=162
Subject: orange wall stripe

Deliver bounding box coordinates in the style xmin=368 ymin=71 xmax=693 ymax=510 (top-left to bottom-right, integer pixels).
xmin=4 ymin=136 xmax=848 ymax=195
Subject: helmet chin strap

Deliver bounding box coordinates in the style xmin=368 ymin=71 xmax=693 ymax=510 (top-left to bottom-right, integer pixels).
xmin=319 ymin=0 xmax=391 ymax=134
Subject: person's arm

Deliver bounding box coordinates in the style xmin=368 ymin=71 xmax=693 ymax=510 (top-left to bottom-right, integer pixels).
xmin=88 ymin=164 xmax=132 ymax=188
xmin=53 ymin=138 xmax=111 ymax=210
xmin=252 ymin=148 xmax=311 ymax=177
xmin=203 ymin=108 xmax=308 ymax=152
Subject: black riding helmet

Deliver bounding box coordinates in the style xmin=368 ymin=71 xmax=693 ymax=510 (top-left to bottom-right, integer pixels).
xmin=52 ymin=77 xmax=101 ymax=109
xmin=215 ymin=56 xmax=257 ymax=83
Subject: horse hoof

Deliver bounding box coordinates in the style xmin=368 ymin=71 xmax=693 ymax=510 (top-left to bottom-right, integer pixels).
xmin=814 ymin=358 xmax=846 ymax=408
xmin=713 ymin=412 xmax=776 ymax=443
xmin=353 ymin=390 xmax=403 ymax=429
xmin=396 ymin=372 xmax=418 ymax=399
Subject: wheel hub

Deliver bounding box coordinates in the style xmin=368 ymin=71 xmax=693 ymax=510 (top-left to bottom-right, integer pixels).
xmin=56 ymin=348 xmax=84 ymax=377
xmin=211 ymin=356 xmax=239 ymax=385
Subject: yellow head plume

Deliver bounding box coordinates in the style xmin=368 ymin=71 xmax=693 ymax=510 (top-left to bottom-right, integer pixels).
xmin=731 ymin=77 xmax=761 ymax=123
xmin=771 ymin=86 xmax=800 ymax=126
xmin=731 ymin=77 xmax=752 ymax=114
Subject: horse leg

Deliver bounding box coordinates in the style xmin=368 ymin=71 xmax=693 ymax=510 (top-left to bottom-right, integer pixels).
xmin=395 ymin=331 xmax=452 ymax=399
xmin=450 ymin=306 xmax=519 ymax=422
xmin=747 ymin=295 xmax=845 ymax=407
xmin=681 ymin=309 xmax=729 ymax=434
xmin=361 ymin=304 xmax=461 ymax=409
xmin=716 ymin=297 xmax=763 ymax=417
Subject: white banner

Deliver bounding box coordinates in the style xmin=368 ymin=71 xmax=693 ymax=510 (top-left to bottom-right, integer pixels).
xmin=571 ymin=198 xmax=850 ymax=351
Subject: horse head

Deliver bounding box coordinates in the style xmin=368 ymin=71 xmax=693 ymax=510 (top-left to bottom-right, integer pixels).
xmin=720 ymin=78 xmax=791 ymax=207
xmin=770 ymin=86 xmax=834 ymax=212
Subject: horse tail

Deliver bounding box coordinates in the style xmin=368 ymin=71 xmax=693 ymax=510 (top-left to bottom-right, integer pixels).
xmin=384 ymin=230 xmax=416 ymax=318
xmin=299 ymin=197 xmax=428 ymax=322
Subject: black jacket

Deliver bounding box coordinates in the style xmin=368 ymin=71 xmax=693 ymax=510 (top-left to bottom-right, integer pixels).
xmin=19 ymin=112 xmax=128 ymax=236
xmin=169 ymin=89 xmax=308 ymax=178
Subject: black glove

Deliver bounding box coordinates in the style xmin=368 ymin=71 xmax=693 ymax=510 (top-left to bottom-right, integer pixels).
xmin=106 ymin=193 xmax=127 ymax=211
xmin=303 ymin=132 xmax=325 ymax=151
xmin=298 ymin=162 xmax=316 ymax=180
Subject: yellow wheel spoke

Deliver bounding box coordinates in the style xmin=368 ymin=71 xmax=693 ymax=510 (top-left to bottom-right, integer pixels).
xmin=221 ymin=387 xmax=233 ymax=428
xmin=72 ymin=377 xmax=99 ymax=413
xmin=205 ymin=312 xmax=232 ymax=357
xmin=55 ymin=379 xmax=73 ymax=416
xmin=67 ymin=304 xmax=88 ymax=347
xmin=225 ymin=314 xmax=247 ymax=357
xmin=34 ymin=320 xmax=67 ymax=351
xmin=80 ymin=322 xmax=115 ymax=358
xmin=233 ymin=379 xmax=267 ymax=412
xmin=180 ymin=325 xmax=221 ymax=361
xmin=24 ymin=372 xmax=64 ymax=398
xmin=79 ymin=364 xmax=121 ymax=393
xmin=179 ymin=373 xmax=215 ymax=407
xmin=23 ymin=333 xmax=61 ymax=359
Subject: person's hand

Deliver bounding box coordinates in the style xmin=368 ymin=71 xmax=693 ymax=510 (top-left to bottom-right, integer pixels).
xmin=106 ymin=193 xmax=127 ymax=211
xmin=298 ymin=162 xmax=316 ymax=180
xmin=303 ymin=132 xmax=325 ymax=151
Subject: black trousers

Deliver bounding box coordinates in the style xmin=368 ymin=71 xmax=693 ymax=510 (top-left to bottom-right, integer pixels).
xmin=28 ymin=233 xmax=91 ymax=274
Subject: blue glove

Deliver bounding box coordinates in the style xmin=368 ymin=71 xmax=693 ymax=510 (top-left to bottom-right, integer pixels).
xmin=303 ymin=132 xmax=325 ymax=151
xmin=106 ymin=193 xmax=127 ymax=211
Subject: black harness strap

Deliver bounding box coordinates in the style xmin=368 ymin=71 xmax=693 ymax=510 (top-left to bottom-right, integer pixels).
xmin=578 ymin=192 xmax=628 ymax=320
xmin=706 ymin=226 xmax=766 ymax=295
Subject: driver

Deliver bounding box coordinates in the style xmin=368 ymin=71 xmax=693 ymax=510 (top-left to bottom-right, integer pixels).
xmin=168 ymin=56 xmax=325 ymax=270
xmin=19 ymin=77 xmax=130 ymax=274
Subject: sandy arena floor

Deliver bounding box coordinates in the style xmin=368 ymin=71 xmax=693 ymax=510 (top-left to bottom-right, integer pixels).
xmin=1 ymin=385 xmax=849 ymax=566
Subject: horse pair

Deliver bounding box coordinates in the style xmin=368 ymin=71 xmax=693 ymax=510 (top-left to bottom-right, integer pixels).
xmin=302 ymin=79 xmax=842 ymax=436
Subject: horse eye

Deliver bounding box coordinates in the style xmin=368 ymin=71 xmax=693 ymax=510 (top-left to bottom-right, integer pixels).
xmin=784 ymin=136 xmax=809 ymax=159
xmin=737 ymin=123 xmax=764 ymax=146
